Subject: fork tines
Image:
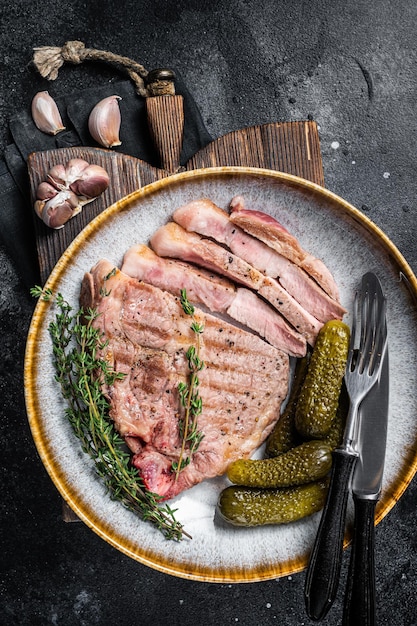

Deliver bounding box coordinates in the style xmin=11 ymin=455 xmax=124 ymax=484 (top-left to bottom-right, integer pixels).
xmin=349 ymin=272 xmax=387 ymax=377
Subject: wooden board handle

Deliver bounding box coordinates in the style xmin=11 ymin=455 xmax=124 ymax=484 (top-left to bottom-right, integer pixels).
xmin=145 ymin=95 xmax=184 ymax=173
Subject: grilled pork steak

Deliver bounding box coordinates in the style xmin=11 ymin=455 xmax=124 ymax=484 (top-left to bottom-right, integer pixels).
xmin=151 ymin=222 xmax=322 ymax=345
xmin=172 ymin=198 xmax=346 ymax=323
xmin=229 ymin=195 xmax=340 ymax=300
xmin=121 ymin=244 xmax=306 ymax=357
xmin=80 ymin=259 xmax=289 ymax=500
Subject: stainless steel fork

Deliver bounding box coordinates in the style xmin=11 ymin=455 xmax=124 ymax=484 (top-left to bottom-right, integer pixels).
xmin=304 ymin=272 xmax=388 ymax=622
xmin=342 ymin=273 xmax=388 ymax=457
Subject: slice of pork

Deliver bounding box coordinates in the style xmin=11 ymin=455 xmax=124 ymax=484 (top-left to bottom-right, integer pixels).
xmin=121 ymin=244 xmax=306 ymax=356
xmin=150 ymin=222 xmax=322 ymax=345
xmin=173 ymin=198 xmax=346 ymax=323
xmin=80 ymin=259 xmax=289 ymax=500
xmin=229 ymin=195 xmax=340 ymax=300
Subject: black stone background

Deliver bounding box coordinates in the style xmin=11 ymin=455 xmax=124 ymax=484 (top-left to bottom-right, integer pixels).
xmin=1 ymin=1 xmax=416 ymax=624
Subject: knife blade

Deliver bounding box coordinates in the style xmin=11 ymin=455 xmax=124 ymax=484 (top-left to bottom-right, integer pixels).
xmin=342 ymin=345 xmax=389 ymax=626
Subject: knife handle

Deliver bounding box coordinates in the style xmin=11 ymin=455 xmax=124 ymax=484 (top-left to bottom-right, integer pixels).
xmin=304 ymin=448 xmax=357 ymax=621
xmin=343 ymin=496 xmax=377 ymax=626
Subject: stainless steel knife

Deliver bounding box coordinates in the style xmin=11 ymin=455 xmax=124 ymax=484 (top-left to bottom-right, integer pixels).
xmin=342 ymin=345 xmax=389 ymax=626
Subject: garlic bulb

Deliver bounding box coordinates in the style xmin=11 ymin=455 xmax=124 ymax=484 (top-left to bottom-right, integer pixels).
xmin=31 ymin=91 xmax=66 ymax=135
xmin=88 ymin=95 xmax=122 ymax=148
xmin=34 ymin=159 xmax=109 ymax=229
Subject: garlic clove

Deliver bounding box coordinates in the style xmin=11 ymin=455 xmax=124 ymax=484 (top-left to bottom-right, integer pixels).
xmin=40 ymin=190 xmax=79 ymax=229
xmin=42 ymin=200 xmax=73 ymax=229
xmin=88 ymin=95 xmax=122 ymax=148
xmin=37 ymin=181 xmax=58 ymax=201
xmin=47 ymin=163 xmax=67 ymax=189
xmin=69 ymin=164 xmax=110 ymax=198
xmin=65 ymin=158 xmax=91 ymax=186
xmin=31 ymin=91 xmax=66 ymax=135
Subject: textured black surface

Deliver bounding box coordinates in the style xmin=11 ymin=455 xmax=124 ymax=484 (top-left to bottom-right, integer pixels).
xmin=1 ymin=1 xmax=416 ymax=624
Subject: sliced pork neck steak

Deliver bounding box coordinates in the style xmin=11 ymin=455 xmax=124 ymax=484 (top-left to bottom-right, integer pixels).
xmin=80 ymin=259 xmax=289 ymax=500
xmin=121 ymin=244 xmax=306 ymax=357
xmin=229 ymin=195 xmax=340 ymax=301
xmin=150 ymin=222 xmax=322 ymax=346
xmin=173 ymin=198 xmax=346 ymax=323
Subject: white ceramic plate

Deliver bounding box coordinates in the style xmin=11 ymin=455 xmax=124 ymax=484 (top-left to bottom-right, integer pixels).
xmin=25 ymin=167 xmax=417 ymax=583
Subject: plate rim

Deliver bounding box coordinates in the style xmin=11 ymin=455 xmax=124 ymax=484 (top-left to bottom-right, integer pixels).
xmin=24 ymin=165 xmax=417 ymax=582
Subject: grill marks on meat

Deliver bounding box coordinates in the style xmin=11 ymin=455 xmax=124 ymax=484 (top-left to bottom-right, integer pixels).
xmin=80 ymin=259 xmax=289 ymax=500
xmin=229 ymin=195 xmax=340 ymax=301
xmin=172 ymin=198 xmax=346 ymax=323
xmin=121 ymin=244 xmax=306 ymax=357
xmin=151 ymin=222 xmax=322 ymax=346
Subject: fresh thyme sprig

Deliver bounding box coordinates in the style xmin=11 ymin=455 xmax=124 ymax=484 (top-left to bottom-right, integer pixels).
xmin=30 ymin=285 xmax=189 ymax=541
xmin=172 ymin=289 xmax=205 ymax=480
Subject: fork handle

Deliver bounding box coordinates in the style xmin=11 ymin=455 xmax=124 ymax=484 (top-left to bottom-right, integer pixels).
xmin=304 ymin=448 xmax=358 ymax=621
xmin=343 ymin=496 xmax=377 ymax=626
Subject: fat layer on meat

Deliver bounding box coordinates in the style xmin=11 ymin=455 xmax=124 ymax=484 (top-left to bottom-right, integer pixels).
xmin=121 ymin=244 xmax=306 ymax=357
xmin=80 ymin=259 xmax=289 ymax=500
xmin=229 ymin=195 xmax=340 ymax=301
xmin=173 ymin=198 xmax=346 ymax=322
xmin=150 ymin=222 xmax=322 ymax=345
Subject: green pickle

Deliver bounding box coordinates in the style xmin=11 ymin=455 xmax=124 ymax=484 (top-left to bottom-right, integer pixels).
xmin=265 ymin=355 xmax=309 ymax=457
xmin=322 ymin=383 xmax=349 ymax=449
xmin=295 ymin=320 xmax=350 ymax=439
xmin=219 ymin=320 xmax=350 ymax=529
xmin=218 ymin=480 xmax=328 ymax=527
xmin=227 ymin=440 xmax=332 ymax=488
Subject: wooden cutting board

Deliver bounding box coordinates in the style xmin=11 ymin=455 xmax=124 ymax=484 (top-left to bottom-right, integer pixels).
xmin=28 ymin=118 xmax=324 ymax=284
xmin=27 ymin=99 xmax=324 ymax=522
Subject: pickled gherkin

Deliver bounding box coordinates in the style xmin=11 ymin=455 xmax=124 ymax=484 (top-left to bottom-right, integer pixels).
xmin=227 ymin=440 xmax=332 ymax=488
xmin=322 ymin=383 xmax=349 ymax=450
xmin=218 ymin=480 xmax=328 ymax=527
xmin=295 ymin=320 xmax=350 ymax=439
xmin=265 ymin=355 xmax=309 ymax=458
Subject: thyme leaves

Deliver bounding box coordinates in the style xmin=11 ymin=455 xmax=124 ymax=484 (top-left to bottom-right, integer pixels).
xmin=31 ymin=286 xmax=189 ymax=541
xmin=172 ymin=290 xmax=205 ymax=480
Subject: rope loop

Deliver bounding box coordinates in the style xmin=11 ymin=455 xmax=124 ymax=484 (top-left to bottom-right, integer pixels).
xmin=32 ymin=41 xmax=175 ymax=99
